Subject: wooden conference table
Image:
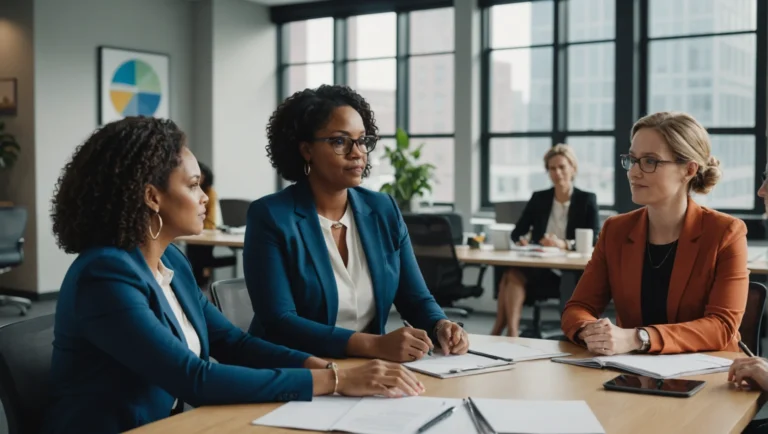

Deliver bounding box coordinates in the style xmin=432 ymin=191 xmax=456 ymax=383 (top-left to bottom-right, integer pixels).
xmin=126 ymin=335 xmax=761 ymax=434
xmin=176 ymin=230 xmax=768 ymax=275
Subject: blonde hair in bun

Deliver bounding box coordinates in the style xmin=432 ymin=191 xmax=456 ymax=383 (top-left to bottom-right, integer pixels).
xmin=631 ymin=111 xmax=721 ymax=195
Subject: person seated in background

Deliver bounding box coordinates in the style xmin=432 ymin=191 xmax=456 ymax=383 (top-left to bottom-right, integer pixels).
xmin=243 ymin=84 xmax=468 ymax=362
xmin=561 ymin=111 xmax=748 ymax=355
xmin=185 ymin=161 xmax=219 ymax=289
xmin=491 ymin=144 xmax=600 ymax=337
xmin=42 ymin=117 xmax=424 ymax=434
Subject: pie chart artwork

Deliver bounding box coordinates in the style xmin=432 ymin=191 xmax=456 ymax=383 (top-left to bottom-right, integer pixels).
xmin=109 ymin=60 xmax=162 ymax=117
xmin=99 ymin=47 xmax=169 ymax=124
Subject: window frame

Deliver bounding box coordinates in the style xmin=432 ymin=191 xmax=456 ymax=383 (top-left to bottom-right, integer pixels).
xmin=276 ymin=6 xmax=457 ymax=205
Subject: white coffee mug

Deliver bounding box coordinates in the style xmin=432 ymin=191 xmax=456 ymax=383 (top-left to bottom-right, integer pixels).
xmin=575 ymin=228 xmax=594 ymax=255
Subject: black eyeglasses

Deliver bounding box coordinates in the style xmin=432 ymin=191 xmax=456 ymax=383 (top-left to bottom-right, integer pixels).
xmin=620 ymin=154 xmax=686 ymax=174
xmin=314 ymin=135 xmax=378 ymax=155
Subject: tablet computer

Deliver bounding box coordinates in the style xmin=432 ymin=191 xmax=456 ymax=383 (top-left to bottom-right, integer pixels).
xmin=603 ymin=374 xmax=706 ymax=398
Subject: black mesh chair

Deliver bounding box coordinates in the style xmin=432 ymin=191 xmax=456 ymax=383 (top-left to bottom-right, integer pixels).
xmin=0 ymin=207 xmax=32 ymax=315
xmin=403 ymin=214 xmax=485 ymax=317
xmin=430 ymin=212 xmax=465 ymax=245
xmin=0 ymin=314 xmax=54 ymax=434
xmin=211 ymin=278 xmax=263 ymax=335
xmin=740 ymin=282 xmax=767 ymax=356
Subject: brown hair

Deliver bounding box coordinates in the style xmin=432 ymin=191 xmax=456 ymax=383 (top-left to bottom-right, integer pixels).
xmin=543 ymin=143 xmax=578 ymax=180
xmin=631 ymin=111 xmax=721 ymax=194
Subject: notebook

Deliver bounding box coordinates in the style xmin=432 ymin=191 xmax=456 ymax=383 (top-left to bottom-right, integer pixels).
xmin=252 ymin=396 xmax=469 ymax=434
xmin=403 ymin=353 xmax=515 ymax=378
xmin=469 ymin=342 xmax=571 ymax=362
xmin=252 ymin=396 xmax=605 ymax=434
xmin=470 ymin=398 xmax=605 ymax=434
xmin=551 ymin=353 xmax=733 ymax=379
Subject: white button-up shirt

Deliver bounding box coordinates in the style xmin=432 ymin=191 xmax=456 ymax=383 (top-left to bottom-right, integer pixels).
xmin=317 ymin=204 xmax=376 ymax=332
xmin=545 ymin=193 xmax=571 ymax=241
xmin=154 ymin=262 xmax=201 ymax=357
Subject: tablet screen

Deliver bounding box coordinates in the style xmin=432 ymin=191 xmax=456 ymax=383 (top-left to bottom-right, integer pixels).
xmin=606 ymin=375 xmax=705 ymax=393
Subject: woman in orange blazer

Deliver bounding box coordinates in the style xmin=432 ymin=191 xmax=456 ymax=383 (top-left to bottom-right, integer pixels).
xmin=561 ymin=111 xmax=748 ymax=355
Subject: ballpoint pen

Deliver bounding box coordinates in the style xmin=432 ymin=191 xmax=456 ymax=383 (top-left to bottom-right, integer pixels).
xmin=464 ymin=398 xmax=486 ymax=434
xmin=468 ymin=397 xmax=497 ymax=434
xmin=415 ymin=404 xmax=457 ymax=433
xmin=403 ymin=320 xmax=433 ymax=356
xmin=739 ymin=340 xmax=756 ymax=357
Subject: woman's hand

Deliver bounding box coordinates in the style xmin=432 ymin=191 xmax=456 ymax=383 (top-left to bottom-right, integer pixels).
xmin=372 ymin=327 xmax=434 ymax=362
xmin=539 ymin=233 xmax=567 ymax=250
xmin=578 ymin=318 xmax=642 ymax=355
xmin=729 ymin=357 xmax=768 ymax=391
xmin=337 ymin=360 xmax=426 ymax=398
xmin=435 ymin=320 xmax=469 ymax=355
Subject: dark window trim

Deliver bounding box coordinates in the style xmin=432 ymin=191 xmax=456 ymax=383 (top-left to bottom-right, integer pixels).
xmin=271 ymin=0 xmax=453 ymax=24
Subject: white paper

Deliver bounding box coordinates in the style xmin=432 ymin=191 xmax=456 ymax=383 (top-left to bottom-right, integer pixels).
xmin=470 ymin=342 xmax=570 ymax=361
xmin=333 ymin=397 xmax=455 ymax=434
xmin=404 ymin=353 xmax=510 ymax=376
xmin=598 ymin=353 xmax=733 ymax=378
xmin=251 ymin=396 xmax=359 ymax=431
xmin=472 ymin=399 xmax=605 ymax=434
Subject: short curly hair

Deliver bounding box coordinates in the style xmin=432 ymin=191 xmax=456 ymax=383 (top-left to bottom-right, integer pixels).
xmin=266 ymin=84 xmax=378 ymax=182
xmin=51 ymin=116 xmax=186 ymax=254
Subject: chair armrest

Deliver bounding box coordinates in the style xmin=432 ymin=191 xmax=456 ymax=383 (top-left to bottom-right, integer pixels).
xmin=461 ymin=263 xmax=488 ymax=287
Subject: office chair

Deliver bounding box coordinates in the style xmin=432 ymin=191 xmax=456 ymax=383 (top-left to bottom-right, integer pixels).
xmin=0 ymin=207 xmax=32 ymax=315
xmin=403 ymin=214 xmax=485 ymax=317
xmin=740 ymin=282 xmax=767 ymax=356
xmin=0 ymin=314 xmax=54 ymax=434
xmin=430 ymin=212 xmax=464 ymax=245
xmin=218 ymin=199 xmax=251 ymax=228
xmin=211 ymin=278 xmax=263 ymax=335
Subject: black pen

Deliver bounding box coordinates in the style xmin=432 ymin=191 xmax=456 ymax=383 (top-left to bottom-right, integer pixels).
xmin=403 ymin=320 xmax=433 ymax=356
xmin=739 ymin=341 xmax=756 ymax=357
xmin=465 ymin=398 xmax=485 ymax=434
xmin=468 ymin=397 xmax=497 ymax=434
xmin=416 ymin=404 xmax=457 ymax=433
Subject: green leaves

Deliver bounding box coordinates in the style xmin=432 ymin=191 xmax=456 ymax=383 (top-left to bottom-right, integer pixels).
xmin=379 ymin=128 xmax=435 ymax=208
xmin=0 ymin=121 xmax=20 ymax=170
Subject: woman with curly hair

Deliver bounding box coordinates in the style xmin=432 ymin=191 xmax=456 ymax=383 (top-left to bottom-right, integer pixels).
xmin=42 ymin=116 xmax=425 ymax=434
xmin=243 ymin=84 xmax=469 ymax=362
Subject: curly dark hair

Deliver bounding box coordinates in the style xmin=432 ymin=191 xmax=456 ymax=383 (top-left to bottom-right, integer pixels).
xmin=266 ymin=84 xmax=378 ymax=182
xmin=51 ymin=116 xmax=186 ymax=254
xmin=199 ymin=161 xmax=214 ymax=192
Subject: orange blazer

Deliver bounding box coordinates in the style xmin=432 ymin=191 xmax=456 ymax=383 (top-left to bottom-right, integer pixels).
xmin=561 ymin=198 xmax=748 ymax=354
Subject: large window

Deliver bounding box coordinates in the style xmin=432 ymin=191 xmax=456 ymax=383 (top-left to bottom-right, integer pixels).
xmin=483 ymin=0 xmax=616 ymax=207
xmin=278 ymin=9 xmax=455 ymax=204
xmin=280 ymin=18 xmax=335 ymax=97
xmin=647 ymin=0 xmax=758 ymax=210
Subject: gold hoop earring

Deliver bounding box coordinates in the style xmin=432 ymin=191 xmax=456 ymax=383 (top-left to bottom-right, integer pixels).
xmin=149 ymin=212 xmax=163 ymax=240
xmin=304 ymin=161 xmax=311 ymax=176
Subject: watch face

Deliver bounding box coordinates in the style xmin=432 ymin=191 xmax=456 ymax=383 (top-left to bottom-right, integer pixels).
xmin=639 ymin=329 xmax=649 ymax=341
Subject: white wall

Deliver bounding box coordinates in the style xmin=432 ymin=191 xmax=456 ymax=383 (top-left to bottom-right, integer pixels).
xmin=0 ymin=0 xmax=37 ymax=292
xmin=32 ymin=0 xmax=196 ymax=292
xmin=212 ymin=0 xmax=278 ymax=201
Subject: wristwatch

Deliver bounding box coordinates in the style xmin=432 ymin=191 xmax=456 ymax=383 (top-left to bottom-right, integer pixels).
xmin=636 ymin=328 xmax=650 ymax=352
xmin=326 ymin=362 xmax=339 ymax=394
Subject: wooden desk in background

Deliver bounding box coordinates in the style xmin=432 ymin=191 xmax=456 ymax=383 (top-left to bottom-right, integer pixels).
xmin=176 ymin=231 xmax=768 ymax=275
xmin=125 ymin=335 xmax=761 ymax=434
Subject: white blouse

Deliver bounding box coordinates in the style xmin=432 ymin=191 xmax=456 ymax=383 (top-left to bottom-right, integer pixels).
xmin=154 ymin=262 xmax=201 ymax=357
xmin=545 ymin=193 xmax=571 ymax=241
xmin=317 ymin=204 xmax=376 ymax=332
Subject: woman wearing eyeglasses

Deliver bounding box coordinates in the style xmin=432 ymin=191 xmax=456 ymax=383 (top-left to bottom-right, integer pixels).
xmin=561 ymin=111 xmax=748 ymax=355
xmin=243 ymin=85 xmax=468 ymax=362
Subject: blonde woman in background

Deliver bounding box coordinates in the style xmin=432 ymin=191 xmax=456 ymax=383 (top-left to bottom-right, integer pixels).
xmin=562 ymin=111 xmax=748 ymax=355
xmin=491 ymin=144 xmax=600 ymax=336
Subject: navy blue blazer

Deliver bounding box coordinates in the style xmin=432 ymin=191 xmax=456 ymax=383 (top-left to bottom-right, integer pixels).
xmin=43 ymin=245 xmax=313 ymax=434
xmin=243 ymin=181 xmax=448 ymax=358
xmin=510 ymin=187 xmax=600 ymax=246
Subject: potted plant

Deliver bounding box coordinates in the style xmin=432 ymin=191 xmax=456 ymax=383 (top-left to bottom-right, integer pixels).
xmin=0 ymin=121 xmax=20 ymax=169
xmin=379 ymin=128 xmax=435 ymax=212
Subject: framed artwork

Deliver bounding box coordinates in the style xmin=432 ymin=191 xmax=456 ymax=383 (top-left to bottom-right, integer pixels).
xmin=0 ymin=78 xmax=18 ymax=116
xmin=98 ymin=46 xmax=170 ymax=124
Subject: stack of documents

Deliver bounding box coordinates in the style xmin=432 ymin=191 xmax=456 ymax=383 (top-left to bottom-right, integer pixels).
xmin=403 ymin=353 xmax=514 ymax=379
xmin=252 ymin=396 xmax=606 ymax=434
xmin=469 ymin=342 xmax=571 ymax=362
xmin=551 ymin=353 xmax=733 ymax=379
